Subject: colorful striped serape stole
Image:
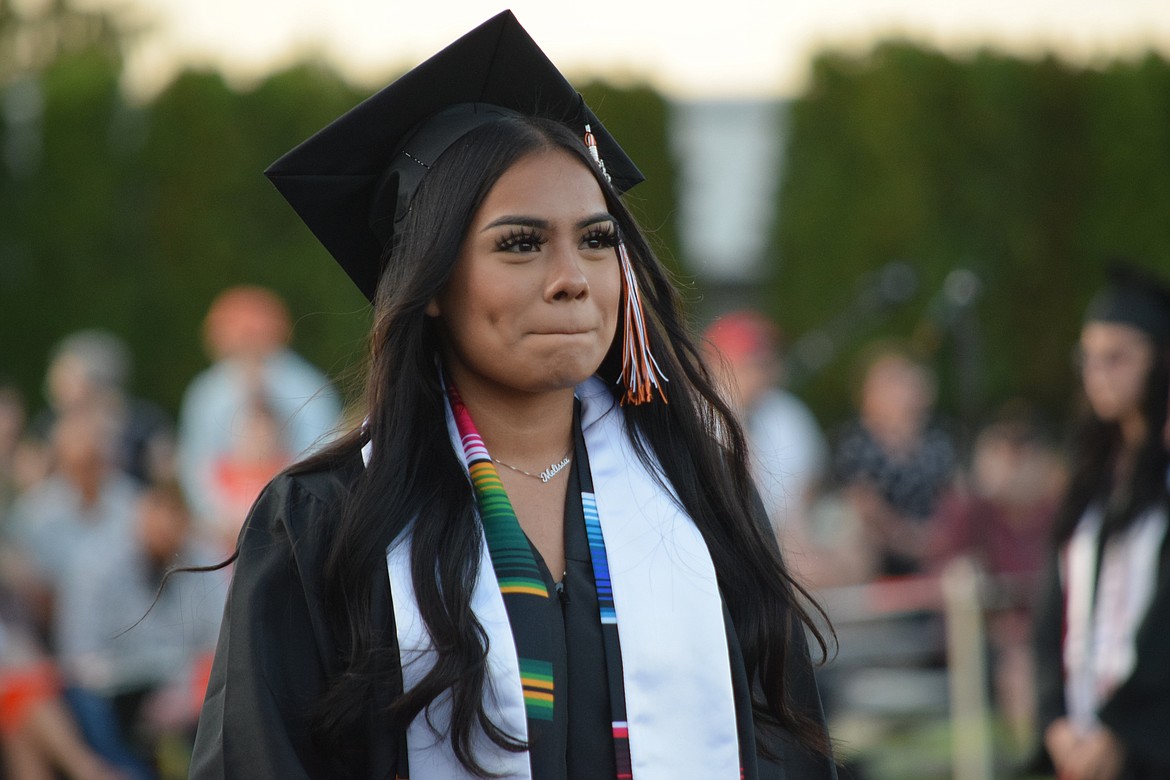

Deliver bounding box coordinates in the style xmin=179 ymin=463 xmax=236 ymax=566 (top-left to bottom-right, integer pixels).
xmin=446 ymin=384 xmax=554 ymax=723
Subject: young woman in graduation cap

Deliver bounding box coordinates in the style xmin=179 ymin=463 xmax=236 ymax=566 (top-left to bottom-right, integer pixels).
xmin=190 ymin=11 xmax=836 ymax=780
xmin=1033 ymin=264 xmax=1170 ymax=780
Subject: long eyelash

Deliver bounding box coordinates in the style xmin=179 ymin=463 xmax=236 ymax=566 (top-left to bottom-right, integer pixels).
xmin=584 ymin=224 xmax=620 ymax=247
xmin=496 ymin=228 xmax=546 ymax=251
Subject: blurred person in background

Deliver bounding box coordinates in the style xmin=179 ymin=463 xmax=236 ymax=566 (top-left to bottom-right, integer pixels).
xmin=928 ymin=408 xmax=1064 ymax=752
xmin=55 ymin=481 xmax=226 ymax=780
xmin=832 ymin=343 xmax=956 ymax=579
xmin=176 ymin=285 xmax=341 ymax=531
xmin=8 ymin=408 xmax=139 ymax=635
xmin=30 ymin=330 xmax=174 ymax=487
xmin=1 ymin=584 xmax=127 ymax=780
xmin=1033 ymin=266 xmax=1170 ymax=780
xmin=703 ymin=310 xmax=829 ymax=530
xmin=930 ymin=408 xmax=1063 ymax=581
xmin=0 ymin=385 xmax=134 ymax=778
xmin=702 ymin=311 xmax=849 ymax=587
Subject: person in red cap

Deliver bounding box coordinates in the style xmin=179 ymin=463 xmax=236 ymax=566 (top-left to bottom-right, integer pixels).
xmin=176 ymin=285 xmax=341 ymax=541
xmin=703 ymin=310 xmax=828 ymax=535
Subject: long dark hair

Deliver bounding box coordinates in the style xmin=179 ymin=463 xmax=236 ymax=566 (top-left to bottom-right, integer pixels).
xmin=295 ymin=115 xmax=831 ymax=774
xmin=1053 ymin=335 xmax=1170 ymax=545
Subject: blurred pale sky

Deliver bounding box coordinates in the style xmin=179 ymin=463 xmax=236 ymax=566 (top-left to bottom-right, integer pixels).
xmin=77 ymin=0 xmax=1170 ymax=99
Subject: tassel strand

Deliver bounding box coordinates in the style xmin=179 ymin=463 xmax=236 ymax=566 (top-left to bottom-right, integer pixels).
xmin=617 ymin=243 xmax=668 ymax=404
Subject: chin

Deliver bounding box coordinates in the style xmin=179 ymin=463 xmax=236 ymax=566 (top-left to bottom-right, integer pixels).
xmin=555 ymin=346 xmax=606 ymax=371
xmin=531 ymin=368 xmax=596 ymax=392
xmin=527 ymin=356 xmax=603 ymax=392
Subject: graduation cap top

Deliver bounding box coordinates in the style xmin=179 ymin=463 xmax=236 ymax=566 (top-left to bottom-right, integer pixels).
xmin=265 ymin=10 xmax=645 ymax=301
xmin=1084 ymin=262 xmax=1170 ymax=345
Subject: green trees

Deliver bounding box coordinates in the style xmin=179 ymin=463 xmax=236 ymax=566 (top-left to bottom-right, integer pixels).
xmin=2 ymin=0 xmax=138 ymax=404
xmin=1 ymin=52 xmax=371 ymax=411
xmin=773 ymin=42 xmax=1170 ymax=428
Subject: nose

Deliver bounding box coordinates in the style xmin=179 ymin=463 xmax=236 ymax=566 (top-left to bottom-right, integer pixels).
xmin=545 ymin=241 xmax=589 ymax=302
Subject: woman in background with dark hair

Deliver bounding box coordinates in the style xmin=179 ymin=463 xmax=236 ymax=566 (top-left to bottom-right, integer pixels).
xmin=190 ymin=12 xmax=834 ymax=780
xmin=1034 ymin=265 xmax=1170 ymax=780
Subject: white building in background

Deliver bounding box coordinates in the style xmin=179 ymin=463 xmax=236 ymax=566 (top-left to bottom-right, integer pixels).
xmin=669 ymin=99 xmax=789 ymax=316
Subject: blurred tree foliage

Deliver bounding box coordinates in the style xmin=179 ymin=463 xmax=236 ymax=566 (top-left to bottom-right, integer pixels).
xmin=772 ymin=42 xmax=1170 ymax=433
xmin=0 ymin=0 xmax=678 ymax=418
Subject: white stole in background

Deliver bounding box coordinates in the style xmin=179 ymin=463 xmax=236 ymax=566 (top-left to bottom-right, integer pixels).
xmin=379 ymin=376 xmax=741 ymax=778
xmin=1062 ymin=504 xmax=1168 ymax=730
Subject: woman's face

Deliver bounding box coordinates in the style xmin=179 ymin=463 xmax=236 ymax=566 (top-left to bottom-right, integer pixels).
xmin=860 ymin=355 xmax=934 ymax=431
xmin=1079 ymin=321 xmax=1154 ymax=422
xmin=429 ymin=148 xmax=621 ymax=398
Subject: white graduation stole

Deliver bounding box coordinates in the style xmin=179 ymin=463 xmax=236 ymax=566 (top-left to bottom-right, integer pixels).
xmin=1062 ymin=504 xmax=1168 ymax=730
xmin=378 ymin=376 xmax=740 ymax=778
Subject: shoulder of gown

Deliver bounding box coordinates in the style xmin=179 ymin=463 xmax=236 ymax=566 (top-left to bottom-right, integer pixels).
xmin=190 ymin=450 xmax=399 ymax=779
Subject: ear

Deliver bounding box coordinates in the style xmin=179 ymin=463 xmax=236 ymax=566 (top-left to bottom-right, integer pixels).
xmin=425 ymin=298 xmax=441 ymax=317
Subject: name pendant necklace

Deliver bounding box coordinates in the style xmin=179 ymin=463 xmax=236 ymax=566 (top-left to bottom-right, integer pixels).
xmin=493 ymin=449 xmax=572 ymax=484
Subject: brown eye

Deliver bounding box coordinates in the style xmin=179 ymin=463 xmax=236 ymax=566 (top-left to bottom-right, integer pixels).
xmin=581 ymin=225 xmax=618 ymax=251
xmin=496 ymin=228 xmax=546 ymax=253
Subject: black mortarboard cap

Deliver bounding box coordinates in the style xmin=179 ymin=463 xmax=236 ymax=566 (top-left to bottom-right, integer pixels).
xmin=265 ymin=10 xmax=644 ymax=300
xmin=1084 ymin=262 xmax=1170 ymax=345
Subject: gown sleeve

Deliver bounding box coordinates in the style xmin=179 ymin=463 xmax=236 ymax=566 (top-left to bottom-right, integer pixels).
xmin=751 ymin=611 xmax=839 ymax=780
xmin=190 ymin=472 xmax=352 ymax=779
xmin=742 ymin=486 xmax=839 ymax=779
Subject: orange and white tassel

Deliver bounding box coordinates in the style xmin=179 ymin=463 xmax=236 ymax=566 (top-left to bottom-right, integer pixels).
xmin=617 ymin=243 xmax=668 ymax=404
xmin=584 ymin=124 xmax=667 ymax=404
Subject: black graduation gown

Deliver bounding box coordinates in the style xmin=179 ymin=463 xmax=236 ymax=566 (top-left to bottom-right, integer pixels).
xmin=190 ymin=450 xmax=836 ymax=779
xmin=1032 ymin=512 xmax=1170 ymax=779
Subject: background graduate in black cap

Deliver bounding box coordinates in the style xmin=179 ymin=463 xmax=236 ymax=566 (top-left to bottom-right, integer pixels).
xmin=190 ymin=11 xmax=836 ymax=780
xmin=1033 ymin=263 xmax=1170 ymax=780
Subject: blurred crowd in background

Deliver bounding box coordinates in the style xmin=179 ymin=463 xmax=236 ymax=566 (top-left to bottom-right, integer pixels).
xmin=0 ymin=285 xmax=342 ymax=779
xmin=704 ymin=309 xmax=1065 ymax=778
xmin=705 ymin=265 xmax=1170 ymax=780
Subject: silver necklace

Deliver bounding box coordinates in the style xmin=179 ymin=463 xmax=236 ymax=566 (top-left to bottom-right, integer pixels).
xmin=492 ymin=451 xmax=572 ymax=484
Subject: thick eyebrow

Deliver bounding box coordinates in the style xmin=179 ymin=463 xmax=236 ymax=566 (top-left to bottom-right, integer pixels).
xmin=577 ymin=212 xmax=617 ymax=230
xmin=480 ymin=212 xmax=616 ymax=233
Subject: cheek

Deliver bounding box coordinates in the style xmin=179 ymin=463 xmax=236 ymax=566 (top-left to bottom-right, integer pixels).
xmin=596 ymin=265 xmax=622 ymax=325
xmin=1121 ymin=369 xmax=1149 ymax=403
xmin=1083 ymin=372 xmax=1112 ymax=399
xmin=449 ymin=278 xmax=526 ymax=350
xmin=1084 ymin=369 xmax=1142 ymax=414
